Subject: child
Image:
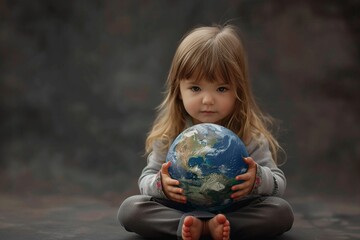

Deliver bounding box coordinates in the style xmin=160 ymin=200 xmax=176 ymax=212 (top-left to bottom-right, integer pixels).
xmin=118 ymin=24 xmax=294 ymax=240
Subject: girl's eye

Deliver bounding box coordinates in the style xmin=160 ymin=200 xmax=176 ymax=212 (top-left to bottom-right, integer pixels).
xmin=217 ymin=87 xmax=228 ymax=92
xmin=190 ymin=86 xmax=201 ymax=92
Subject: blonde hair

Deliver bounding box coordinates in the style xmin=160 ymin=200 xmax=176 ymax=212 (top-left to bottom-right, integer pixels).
xmin=145 ymin=24 xmax=284 ymax=164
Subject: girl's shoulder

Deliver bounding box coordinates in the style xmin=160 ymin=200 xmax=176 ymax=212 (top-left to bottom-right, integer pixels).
xmin=245 ymin=132 xmax=269 ymax=150
xmin=152 ymin=139 xmax=169 ymax=153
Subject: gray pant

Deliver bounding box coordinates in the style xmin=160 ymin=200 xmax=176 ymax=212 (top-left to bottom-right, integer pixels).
xmin=118 ymin=195 xmax=294 ymax=239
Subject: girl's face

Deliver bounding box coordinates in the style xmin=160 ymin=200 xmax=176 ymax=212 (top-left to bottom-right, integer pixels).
xmin=179 ymin=78 xmax=236 ymax=125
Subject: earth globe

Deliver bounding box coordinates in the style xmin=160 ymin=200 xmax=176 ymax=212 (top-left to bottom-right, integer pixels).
xmin=166 ymin=123 xmax=249 ymax=211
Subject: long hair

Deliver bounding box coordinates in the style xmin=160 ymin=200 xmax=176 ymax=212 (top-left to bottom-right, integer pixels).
xmin=145 ymin=24 xmax=284 ymax=164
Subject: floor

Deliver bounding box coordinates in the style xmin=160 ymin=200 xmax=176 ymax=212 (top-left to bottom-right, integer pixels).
xmin=0 ymin=191 xmax=359 ymax=240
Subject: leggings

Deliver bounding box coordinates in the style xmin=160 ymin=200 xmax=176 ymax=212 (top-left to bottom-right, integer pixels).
xmin=118 ymin=195 xmax=294 ymax=239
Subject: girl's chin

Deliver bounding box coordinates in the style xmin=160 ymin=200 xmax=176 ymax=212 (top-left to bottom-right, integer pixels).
xmin=192 ymin=118 xmax=222 ymax=125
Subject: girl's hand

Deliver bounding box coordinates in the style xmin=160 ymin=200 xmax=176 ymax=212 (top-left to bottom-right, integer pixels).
xmin=231 ymin=157 xmax=257 ymax=201
xmin=160 ymin=161 xmax=187 ymax=204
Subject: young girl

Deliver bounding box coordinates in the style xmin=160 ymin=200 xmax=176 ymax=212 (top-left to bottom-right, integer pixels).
xmin=118 ymin=24 xmax=294 ymax=240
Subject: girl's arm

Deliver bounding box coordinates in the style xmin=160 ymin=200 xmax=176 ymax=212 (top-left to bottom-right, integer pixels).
xmin=138 ymin=141 xmax=168 ymax=198
xmin=246 ymin=135 xmax=287 ymax=196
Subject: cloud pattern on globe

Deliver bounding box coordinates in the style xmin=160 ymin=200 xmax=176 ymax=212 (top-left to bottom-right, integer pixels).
xmin=166 ymin=123 xmax=249 ymax=211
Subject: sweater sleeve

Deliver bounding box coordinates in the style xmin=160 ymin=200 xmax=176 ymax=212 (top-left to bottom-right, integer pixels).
xmin=246 ymin=135 xmax=286 ymax=197
xmin=138 ymin=141 xmax=167 ymax=198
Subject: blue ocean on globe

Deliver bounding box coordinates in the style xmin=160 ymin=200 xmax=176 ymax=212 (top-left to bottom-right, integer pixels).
xmin=166 ymin=123 xmax=249 ymax=211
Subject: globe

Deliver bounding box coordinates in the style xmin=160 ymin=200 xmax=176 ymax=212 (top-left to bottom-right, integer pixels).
xmin=166 ymin=123 xmax=249 ymax=211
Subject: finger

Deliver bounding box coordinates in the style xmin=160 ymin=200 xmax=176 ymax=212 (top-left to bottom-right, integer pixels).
xmin=231 ymin=181 xmax=251 ymax=191
xmin=243 ymin=157 xmax=257 ymax=168
xmin=163 ymin=176 xmax=180 ymax=186
xmin=167 ymin=185 xmax=184 ymax=194
xmin=161 ymin=162 xmax=171 ymax=174
xmin=173 ymin=199 xmax=186 ymax=204
xmin=235 ymin=173 xmax=251 ymax=181
xmin=169 ymin=193 xmax=187 ymax=203
xmin=231 ymin=188 xmax=250 ymax=200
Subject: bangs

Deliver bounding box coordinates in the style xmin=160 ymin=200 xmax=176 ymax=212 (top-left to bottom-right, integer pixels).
xmin=176 ymin=47 xmax=234 ymax=85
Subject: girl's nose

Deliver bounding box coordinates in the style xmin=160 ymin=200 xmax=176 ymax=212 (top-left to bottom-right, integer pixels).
xmin=202 ymin=93 xmax=215 ymax=105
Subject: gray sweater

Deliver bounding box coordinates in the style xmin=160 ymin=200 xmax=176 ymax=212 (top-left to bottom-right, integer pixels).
xmin=138 ymin=133 xmax=286 ymax=200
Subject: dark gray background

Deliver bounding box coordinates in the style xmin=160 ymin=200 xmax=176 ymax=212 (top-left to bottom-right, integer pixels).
xmin=0 ymin=0 xmax=359 ymax=203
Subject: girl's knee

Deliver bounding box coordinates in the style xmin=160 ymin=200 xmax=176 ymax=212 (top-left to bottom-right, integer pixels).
xmin=268 ymin=197 xmax=294 ymax=232
xmin=117 ymin=196 xmax=133 ymax=226
xmin=117 ymin=195 xmax=151 ymax=227
xmin=277 ymin=198 xmax=294 ymax=225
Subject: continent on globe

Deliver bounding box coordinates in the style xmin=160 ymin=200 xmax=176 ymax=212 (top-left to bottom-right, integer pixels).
xmin=166 ymin=123 xmax=249 ymax=211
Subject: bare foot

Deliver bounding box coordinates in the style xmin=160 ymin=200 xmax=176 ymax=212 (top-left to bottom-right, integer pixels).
xmin=182 ymin=216 xmax=203 ymax=240
xmin=208 ymin=214 xmax=230 ymax=240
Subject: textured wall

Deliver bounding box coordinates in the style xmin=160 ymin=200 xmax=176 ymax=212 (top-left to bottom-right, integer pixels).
xmin=0 ymin=0 xmax=359 ymax=199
